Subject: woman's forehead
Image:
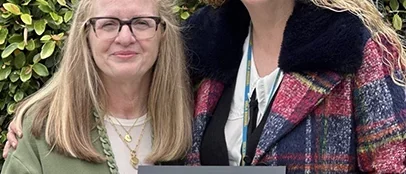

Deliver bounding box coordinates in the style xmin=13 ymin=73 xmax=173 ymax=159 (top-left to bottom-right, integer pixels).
xmin=92 ymin=0 xmax=158 ymax=17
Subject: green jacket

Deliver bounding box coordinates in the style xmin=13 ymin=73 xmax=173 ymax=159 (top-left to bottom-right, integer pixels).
xmin=1 ymin=115 xmax=112 ymax=174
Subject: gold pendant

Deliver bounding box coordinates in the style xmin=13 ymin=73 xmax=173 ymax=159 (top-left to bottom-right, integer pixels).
xmin=130 ymin=151 xmax=139 ymax=168
xmin=124 ymin=134 xmax=132 ymax=142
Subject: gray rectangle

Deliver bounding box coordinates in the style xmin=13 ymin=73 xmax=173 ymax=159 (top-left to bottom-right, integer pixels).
xmin=139 ymin=166 xmax=286 ymax=174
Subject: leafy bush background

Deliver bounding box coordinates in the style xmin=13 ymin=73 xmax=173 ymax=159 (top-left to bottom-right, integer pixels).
xmin=0 ymin=0 xmax=404 ymax=167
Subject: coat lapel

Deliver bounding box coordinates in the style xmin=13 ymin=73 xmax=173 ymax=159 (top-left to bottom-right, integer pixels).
xmin=188 ymin=79 xmax=225 ymax=165
xmin=200 ymin=81 xmax=236 ymax=165
xmin=251 ymin=71 xmax=344 ymax=165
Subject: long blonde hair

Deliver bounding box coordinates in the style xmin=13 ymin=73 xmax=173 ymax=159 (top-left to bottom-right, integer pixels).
xmin=204 ymin=0 xmax=406 ymax=86
xmin=14 ymin=0 xmax=192 ymax=163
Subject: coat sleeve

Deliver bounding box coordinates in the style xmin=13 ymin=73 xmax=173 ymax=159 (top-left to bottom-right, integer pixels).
xmin=1 ymin=116 xmax=42 ymax=174
xmin=354 ymin=38 xmax=406 ymax=173
xmin=1 ymin=155 xmax=34 ymax=174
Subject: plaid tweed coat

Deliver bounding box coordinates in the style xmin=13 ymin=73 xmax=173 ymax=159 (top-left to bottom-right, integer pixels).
xmin=183 ymin=0 xmax=406 ymax=173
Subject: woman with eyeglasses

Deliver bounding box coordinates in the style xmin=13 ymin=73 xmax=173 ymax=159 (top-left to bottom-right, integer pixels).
xmin=184 ymin=0 xmax=406 ymax=173
xmin=1 ymin=0 xmax=191 ymax=173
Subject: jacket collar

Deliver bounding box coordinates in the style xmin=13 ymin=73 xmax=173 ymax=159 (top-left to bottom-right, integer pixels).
xmin=252 ymin=71 xmax=345 ymax=164
xmin=184 ymin=0 xmax=371 ymax=84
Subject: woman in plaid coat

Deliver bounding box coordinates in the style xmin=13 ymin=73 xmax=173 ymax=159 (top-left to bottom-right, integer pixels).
xmin=184 ymin=0 xmax=406 ymax=173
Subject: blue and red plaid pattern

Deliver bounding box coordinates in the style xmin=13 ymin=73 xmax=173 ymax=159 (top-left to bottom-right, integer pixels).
xmin=186 ymin=38 xmax=406 ymax=173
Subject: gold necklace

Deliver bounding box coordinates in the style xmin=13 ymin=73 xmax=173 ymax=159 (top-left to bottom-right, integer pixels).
xmin=107 ymin=115 xmax=148 ymax=169
xmin=108 ymin=113 xmax=144 ymax=142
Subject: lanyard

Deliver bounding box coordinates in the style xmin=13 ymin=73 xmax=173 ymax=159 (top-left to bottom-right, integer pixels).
xmin=241 ymin=25 xmax=281 ymax=166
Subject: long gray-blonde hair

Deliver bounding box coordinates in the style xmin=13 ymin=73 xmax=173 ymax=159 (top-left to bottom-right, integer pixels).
xmin=14 ymin=0 xmax=192 ymax=163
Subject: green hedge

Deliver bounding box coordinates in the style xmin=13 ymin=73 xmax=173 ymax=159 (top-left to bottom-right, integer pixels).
xmin=0 ymin=0 xmax=404 ymax=167
xmin=0 ymin=1 xmax=76 ymax=165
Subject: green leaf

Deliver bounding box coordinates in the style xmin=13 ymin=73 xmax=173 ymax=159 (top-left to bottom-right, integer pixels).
xmin=34 ymin=19 xmax=47 ymax=35
xmin=50 ymin=12 xmax=60 ymax=21
xmin=172 ymin=6 xmax=181 ymax=13
xmin=40 ymin=35 xmax=52 ymax=41
xmin=64 ymin=11 xmax=73 ymax=23
xmin=47 ymin=0 xmax=56 ymax=11
xmin=33 ymin=53 xmax=41 ymax=63
xmin=7 ymin=102 xmax=16 ymax=114
xmin=390 ymin=0 xmax=399 ymax=10
xmin=22 ymin=0 xmax=32 ymax=5
xmin=8 ymin=35 xmax=23 ymax=43
xmin=3 ymin=3 xmax=21 ymax=15
xmin=0 ymin=131 xmax=6 ymax=142
xmin=33 ymin=63 xmax=49 ymax=76
xmin=393 ymin=14 xmax=403 ymax=30
xmin=17 ymin=41 xmax=25 ymax=50
xmin=1 ymin=13 xmax=12 ymax=19
xmin=0 ymin=28 xmax=8 ymax=45
xmin=0 ymin=66 xmax=12 ymax=81
xmin=180 ymin=11 xmax=190 ymax=20
xmin=9 ymin=83 xmax=18 ymax=94
xmin=0 ymin=82 xmax=5 ymax=92
xmin=1 ymin=43 xmax=18 ymax=58
xmin=45 ymin=57 xmax=56 ymax=68
xmin=20 ymin=14 xmax=32 ymax=25
xmin=40 ymin=41 xmax=55 ymax=59
xmin=3 ymin=57 xmax=13 ymax=66
xmin=57 ymin=33 xmax=64 ymax=38
xmin=26 ymin=39 xmax=35 ymax=51
xmin=56 ymin=16 xmax=64 ymax=25
xmin=9 ymin=71 xmax=20 ymax=82
xmin=72 ymin=0 xmax=79 ymax=5
xmin=38 ymin=4 xmax=52 ymax=13
xmin=36 ymin=0 xmax=48 ymax=5
xmin=20 ymin=66 xmax=32 ymax=82
xmin=27 ymin=50 xmax=38 ymax=63
xmin=14 ymin=90 xmax=24 ymax=102
xmin=14 ymin=52 xmax=26 ymax=69
xmin=20 ymin=81 xmax=32 ymax=91
xmin=47 ymin=22 xmax=60 ymax=30
xmin=403 ymin=0 xmax=406 ymax=9
xmin=49 ymin=12 xmax=63 ymax=24
xmin=57 ymin=0 xmax=66 ymax=6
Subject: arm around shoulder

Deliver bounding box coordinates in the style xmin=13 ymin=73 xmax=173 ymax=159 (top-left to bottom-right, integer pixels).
xmin=1 ymin=115 xmax=42 ymax=174
xmin=2 ymin=154 xmax=34 ymax=174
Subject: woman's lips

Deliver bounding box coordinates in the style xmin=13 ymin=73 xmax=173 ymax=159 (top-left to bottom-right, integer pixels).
xmin=112 ymin=51 xmax=138 ymax=59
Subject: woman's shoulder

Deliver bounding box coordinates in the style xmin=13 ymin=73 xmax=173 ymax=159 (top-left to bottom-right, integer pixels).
xmin=2 ymin=106 xmax=46 ymax=173
xmin=19 ymin=103 xmax=42 ymax=130
xmin=279 ymin=1 xmax=372 ymax=74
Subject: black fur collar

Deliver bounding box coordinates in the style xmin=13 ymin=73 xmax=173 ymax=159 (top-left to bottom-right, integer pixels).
xmin=184 ymin=0 xmax=371 ymax=84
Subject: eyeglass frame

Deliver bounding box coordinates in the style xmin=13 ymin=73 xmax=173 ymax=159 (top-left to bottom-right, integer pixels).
xmin=85 ymin=16 xmax=165 ymax=39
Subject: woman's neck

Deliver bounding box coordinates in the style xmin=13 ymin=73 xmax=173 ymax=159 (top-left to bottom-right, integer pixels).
xmin=243 ymin=0 xmax=295 ymax=38
xmin=242 ymin=0 xmax=295 ymax=77
xmin=102 ymin=72 xmax=151 ymax=119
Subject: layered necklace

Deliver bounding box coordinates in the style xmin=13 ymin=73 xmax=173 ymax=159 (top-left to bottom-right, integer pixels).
xmin=110 ymin=116 xmax=140 ymax=143
xmin=107 ymin=115 xmax=148 ymax=169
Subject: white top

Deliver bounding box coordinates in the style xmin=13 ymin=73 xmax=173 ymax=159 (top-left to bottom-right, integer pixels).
xmin=104 ymin=114 xmax=153 ymax=174
xmin=224 ymin=30 xmax=284 ymax=166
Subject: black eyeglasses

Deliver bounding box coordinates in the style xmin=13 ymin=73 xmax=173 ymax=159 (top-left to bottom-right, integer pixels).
xmin=86 ymin=16 xmax=164 ymax=40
